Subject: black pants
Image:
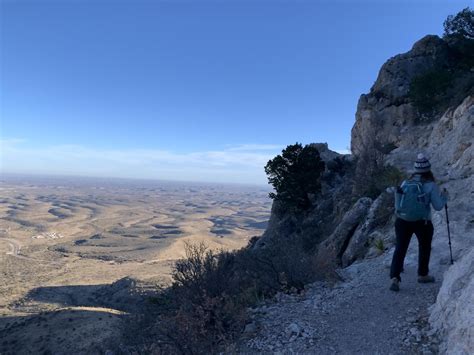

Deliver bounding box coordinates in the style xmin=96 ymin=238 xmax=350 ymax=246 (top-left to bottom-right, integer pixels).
xmin=390 ymin=218 xmax=434 ymax=281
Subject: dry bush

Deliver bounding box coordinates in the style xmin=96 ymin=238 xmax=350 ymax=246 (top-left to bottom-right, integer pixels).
xmin=125 ymin=237 xmax=327 ymax=353
xmin=251 ymin=239 xmax=319 ymax=292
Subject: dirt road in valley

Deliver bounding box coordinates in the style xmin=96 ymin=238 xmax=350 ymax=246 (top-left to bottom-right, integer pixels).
xmin=1 ymin=237 xmax=42 ymax=262
xmin=2 ymin=237 xmax=21 ymax=256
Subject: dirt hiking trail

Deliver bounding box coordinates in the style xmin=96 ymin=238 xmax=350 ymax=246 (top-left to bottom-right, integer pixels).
xmin=241 ymin=243 xmax=448 ymax=354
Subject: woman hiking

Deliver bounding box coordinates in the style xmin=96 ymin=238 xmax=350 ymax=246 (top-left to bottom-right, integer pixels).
xmin=389 ymin=153 xmax=448 ymax=292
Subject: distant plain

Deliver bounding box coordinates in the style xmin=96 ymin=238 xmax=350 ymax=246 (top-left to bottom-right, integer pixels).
xmin=0 ymin=174 xmax=271 ymax=353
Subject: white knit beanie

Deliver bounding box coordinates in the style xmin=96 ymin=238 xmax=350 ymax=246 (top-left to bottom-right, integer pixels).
xmin=414 ymin=153 xmax=431 ymax=173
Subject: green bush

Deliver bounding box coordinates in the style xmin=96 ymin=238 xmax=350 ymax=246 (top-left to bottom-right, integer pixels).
xmin=408 ymin=8 xmax=473 ymax=119
xmin=356 ymin=163 xmax=405 ymax=199
xmin=409 ymin=69 xmax=454 ymax=118
xmin=374 ymin=238 xmax=385 ymax=253
xmin=352 ymin=135 xmax=405 ymax=200
xmin=443 ymin=7 xmax=473 ymax=40
xmin=265 ymin=143 xmax=325 ymax=211
xmin=326 ymin=156 xmax=353 ymax=177
xmin=448 ymin=37 xmax=474 ymax=69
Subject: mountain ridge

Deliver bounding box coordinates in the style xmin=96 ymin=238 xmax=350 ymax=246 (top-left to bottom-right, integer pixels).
xmin=247 ymin=31 xmax=473 ymax=353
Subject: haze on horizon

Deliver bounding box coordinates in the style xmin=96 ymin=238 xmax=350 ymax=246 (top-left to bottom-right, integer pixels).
xmin=0 ymin=0 xmax=469 ymax=184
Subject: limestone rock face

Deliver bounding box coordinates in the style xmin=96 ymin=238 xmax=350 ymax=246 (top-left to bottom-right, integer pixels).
xmin=308 ymin=143 xmax=341 ymax=162
xmin=429 ymin=249 xmax=474 ymax=355
xmin=315 ymin=197 xmax=372 ymax=266
xmin=351 ymin=36 xmax=450 ymax=156
xmin=385 ymin=95 xmax=474 ymax=178
xmin=426 ymin=96 xmax=474 ymax=180
xmin=383 ymin=96 xmax=474 ymax=253
xmin=341 ymin=192 xmax=394 ymax=267
xmin=371 ymin=35 xmax=449 ymax=102
xmin=350 ymin=34 xmax=474 ymax=157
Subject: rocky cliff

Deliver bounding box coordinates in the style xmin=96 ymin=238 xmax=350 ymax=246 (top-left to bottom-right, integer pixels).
xmin=255 ymin=143 xmax=354 ymax=252
xmin=257 ymin=33 xmax=473 ymax=353
xmin=350 ymin=34 xmax=473 ymax=354
xmin=351 ymin=35 xmax=473 ymax=156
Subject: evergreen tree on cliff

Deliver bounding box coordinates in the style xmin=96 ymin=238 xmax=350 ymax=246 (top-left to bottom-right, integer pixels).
xmin=443 ymin=7 xmax=473 ymax=39
xmin=265 ymin=143 xmax=325 ymax=211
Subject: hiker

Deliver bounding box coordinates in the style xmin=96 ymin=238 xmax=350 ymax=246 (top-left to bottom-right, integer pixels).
xmin=389 ymin=154 xmax=448 ymax=292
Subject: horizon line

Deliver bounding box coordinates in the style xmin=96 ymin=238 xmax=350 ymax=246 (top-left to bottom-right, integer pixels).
xmin=0 ymin=171 xmax=273 ymax=189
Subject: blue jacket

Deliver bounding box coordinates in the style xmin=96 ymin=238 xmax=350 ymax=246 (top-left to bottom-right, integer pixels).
xmin=397 ymin=174 xmax=447 ymax=220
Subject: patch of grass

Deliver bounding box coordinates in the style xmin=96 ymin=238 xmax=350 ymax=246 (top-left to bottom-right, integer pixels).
xmin=374 ymin=238 xmax=385 ymax=253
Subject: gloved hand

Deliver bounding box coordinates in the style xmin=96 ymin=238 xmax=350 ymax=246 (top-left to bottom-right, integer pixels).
xmin=441 ymin=188 xmax=449 ymax=201
xmin=386 ymin=186 xmax=397 ymax=194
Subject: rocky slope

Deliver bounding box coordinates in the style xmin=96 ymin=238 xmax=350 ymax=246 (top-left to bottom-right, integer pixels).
xmin=350 ymin=34 xmax=473 ymax=353
xmin=247 ymin=33 xmax=473 ymax=354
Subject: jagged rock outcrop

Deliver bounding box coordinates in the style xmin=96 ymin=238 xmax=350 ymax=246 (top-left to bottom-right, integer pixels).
xmin=315 ymin=197 xmax=372 ymax=267
xmin=351 ymin=35 xmax=473 ymax=157
xmin=371 ymin=35 xmax=450 ymax=102
xmin=341 ymin=191 xmax=394 ymax=267
xmin=308 ymin=143 xmax=341 ymax=162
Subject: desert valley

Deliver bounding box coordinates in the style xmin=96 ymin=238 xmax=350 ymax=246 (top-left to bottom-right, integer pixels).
xmin=0 ymin=174 xmax=271 ymax=353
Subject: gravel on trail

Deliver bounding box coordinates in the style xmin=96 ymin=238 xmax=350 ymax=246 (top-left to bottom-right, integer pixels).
xmin=240 ymin=246 xmax=447 ymax=354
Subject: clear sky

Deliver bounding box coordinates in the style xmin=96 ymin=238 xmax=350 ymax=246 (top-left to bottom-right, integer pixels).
xmin=0 ymin=0 xmax=470 ymax=184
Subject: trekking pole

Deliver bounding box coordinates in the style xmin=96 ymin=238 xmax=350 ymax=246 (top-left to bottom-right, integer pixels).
xmin=445 ymin=203 xmax=454 ymax=265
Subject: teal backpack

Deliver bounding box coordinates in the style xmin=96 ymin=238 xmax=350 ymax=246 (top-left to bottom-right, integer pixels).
xmin=395 ymin=180 xmax=430 ymax=221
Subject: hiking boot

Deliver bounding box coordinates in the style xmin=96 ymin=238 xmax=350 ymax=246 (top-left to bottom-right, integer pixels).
xmin=418 ymin=275 xmax=435 ymax=283
xmin=390 ymin=278 xmax=400 ymax=292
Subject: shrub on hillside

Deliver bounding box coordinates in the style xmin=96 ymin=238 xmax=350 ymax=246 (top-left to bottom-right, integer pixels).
xmin=265 ymin=143 xmax=325 ymax=211
xmin=326 ymin=156 xmax=354 ymax=177
xmin=444 ymin=8 xmax=474 ymax=69
xmin=352 ymin=132 xmax=405 ymax=199
xmin=369 ymin=164 xmax=405 ymax=198
xmin=409 ymin=8 xmax=474 ymax=120
xmin=408 ymin=69 xmax=454 ymax=118
xmin=122 ymin=144 xmax=331 ymax=353
xmin=128 ymin=238 xmax=324 ymax=353
xmin=354 ymin=158 xmax=404 ymax=199
xmin=443 ymin=7 xmax=473 ymax=40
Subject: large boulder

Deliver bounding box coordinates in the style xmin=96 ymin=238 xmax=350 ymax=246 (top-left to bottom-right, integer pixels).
xmin=371 ymin=35 xmax=449 ymax=101
xmin=341 ymin=192 xmax=394 ymax=267
xmin=429 ymin=249 xmax=474 ymax=354
xmin=315 ymin=197 xmax=372 ymax=267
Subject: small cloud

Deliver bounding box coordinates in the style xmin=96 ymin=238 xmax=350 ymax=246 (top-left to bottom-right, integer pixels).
xmin=226 ymin=144 xmax=284 ymax=152
xmin=0 ymin=138 xmax=26 ymax=147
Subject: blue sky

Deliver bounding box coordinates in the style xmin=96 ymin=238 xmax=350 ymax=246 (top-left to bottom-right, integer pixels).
xmin=0 ymin=0 xmax=470 ymax=184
